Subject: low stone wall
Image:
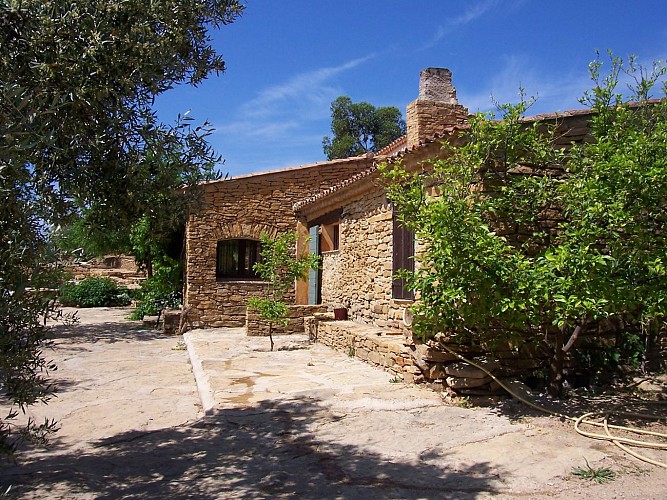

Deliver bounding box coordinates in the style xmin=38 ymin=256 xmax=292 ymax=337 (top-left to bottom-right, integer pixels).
xmin=194 ymin=280 xmax=269 ymax=328
xmin=246 ymin=304 xmax=327 ymax=336
xmin=306 ymin=315 xmax=667 ymax=395
xmin=309 ymin=319 xmax=421 ymax=382
xmin=310 ymin=319 xmax=513 ymax=389
xmin=65 ymin=255 xmax=145 ymax=288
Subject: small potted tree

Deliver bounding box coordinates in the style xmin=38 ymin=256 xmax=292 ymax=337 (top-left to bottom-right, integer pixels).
xmin=247 ymin=232 xmax=320 ymax=351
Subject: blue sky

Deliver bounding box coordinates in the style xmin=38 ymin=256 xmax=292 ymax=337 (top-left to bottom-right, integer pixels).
xmin=154 ymin=0 xmax=667 ymax=177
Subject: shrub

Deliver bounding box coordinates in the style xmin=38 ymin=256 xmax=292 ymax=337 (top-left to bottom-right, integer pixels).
xmin=59 ymin=277 xmax=131 ymax=307
xmin=128 ymin=261 xmax=182 ymax=320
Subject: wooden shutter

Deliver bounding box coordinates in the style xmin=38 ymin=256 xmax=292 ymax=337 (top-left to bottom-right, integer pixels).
xmin=308 ymin=225 xmax=320 ymax=304
xmin=392 ymin=212 xmax=414 ymax=300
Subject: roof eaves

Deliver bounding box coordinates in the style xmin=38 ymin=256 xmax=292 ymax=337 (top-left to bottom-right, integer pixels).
xmin=374 ymin=135 xmax=408 ymax=156
xmin=293 ymin=125 xmax=467 ymax=213
xmin=200 ymin=154 xmax=372 ymax=187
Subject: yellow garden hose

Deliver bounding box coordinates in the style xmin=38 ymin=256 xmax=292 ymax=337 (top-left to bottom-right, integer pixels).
xmin=434 ymin=334 xmax=667 ymax=469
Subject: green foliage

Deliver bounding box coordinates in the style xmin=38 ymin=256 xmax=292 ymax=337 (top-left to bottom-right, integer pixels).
xmin=246 ymin=298 xmax=289 ymax=326
xmin=382 ymin=54 xmax=667 ymax=396
xmin=381 ymin=91 xmax=563 ymax=342
xmin=1 ymin=173 xmax=61 ymax=455
xmin=53 ymin=216 xmax=131 ymax=261
xmin=572 ymin=459 xmax=615 ymax=483
xmin=0 ymin=0 xmax=243 ymax=456
xmin=128 ymin=259 xmax=182 ymax=319
xmin=323 ymin=96 xmax=406 ymax=160
xmin=248 ymin=232 xmax=320 ymax=350
xmin=252 ymin=232 xmax=319 ymax=296
xmin=59 ymin=277 xmax=131 ymax=308
xmin=574 ymin=330 xmax=645 ymax=386
xmin=562 ymin=54 xmax=667 ymax=324
xmin=1 ymin=0 xmax=243 ymax=229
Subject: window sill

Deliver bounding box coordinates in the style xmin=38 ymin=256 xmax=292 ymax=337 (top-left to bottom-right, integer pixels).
xmin=391 ymin=298 xmax=414 ymax=306
xmin=216 ymin=278 xmax=268 ymax=284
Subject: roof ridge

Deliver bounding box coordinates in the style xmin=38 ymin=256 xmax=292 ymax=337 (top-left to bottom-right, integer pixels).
xmin=375 ymin=135 xmax=407 ymax=156
xmin=201 ymin=154 xmax=372 ymax=186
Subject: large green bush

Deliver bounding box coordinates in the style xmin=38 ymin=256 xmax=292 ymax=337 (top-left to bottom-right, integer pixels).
xmin=59 ymin=277 xmax=131 ymax=308
xmin=382 ymin=55 xmax=666 ymax=396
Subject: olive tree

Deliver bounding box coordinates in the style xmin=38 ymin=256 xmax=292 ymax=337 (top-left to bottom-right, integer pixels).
xmin=0 ymin=0 xmax=244 ymax=456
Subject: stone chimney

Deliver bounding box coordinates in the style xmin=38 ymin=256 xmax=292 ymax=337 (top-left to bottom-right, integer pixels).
xmin=406 ymin=68 xmax=468 ymax=148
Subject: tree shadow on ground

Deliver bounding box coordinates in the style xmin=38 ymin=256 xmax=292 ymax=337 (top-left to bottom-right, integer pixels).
xmin=487 ymin=388 xmax=667 ymax=427
xmin=47 ymin=321 xmax=166 ymax=344
xmin=2 ymin=398 xmax=504 ymax=499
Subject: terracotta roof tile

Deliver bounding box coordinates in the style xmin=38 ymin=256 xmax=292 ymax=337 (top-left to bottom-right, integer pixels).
xmin=293 ymin=124 xmax=468 ymax=212
xmin=375 ymin=135 xmax=408 ymax=156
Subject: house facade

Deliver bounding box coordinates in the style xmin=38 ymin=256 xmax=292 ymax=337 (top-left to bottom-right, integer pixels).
xmin=185 ymin=67 xmax=592 ymax=332
xmin=294 ymin=68 xmax=595 ymax=334
xmin=291 ymin=70 xmax=613 ymax=388
xmin=184 ymin=156 xmax=374 ymax=327
xmin=185 ymin=68 xmax=665 ymax=390
xmin=294 ymin=68 xmax=471 ymax=332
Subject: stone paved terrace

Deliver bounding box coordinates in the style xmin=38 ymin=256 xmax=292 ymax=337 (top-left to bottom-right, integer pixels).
xmin=4 ymin=308 xmax=666 ymax=498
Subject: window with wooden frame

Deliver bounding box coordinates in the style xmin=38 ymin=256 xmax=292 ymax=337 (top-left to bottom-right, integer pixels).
xmin=320 ymin=222 xmax=340 ymax=252
xmin=216 ymin=239 xmax=262 ymax=280
xmin=392 ymin=210 xmax=415 ymax=300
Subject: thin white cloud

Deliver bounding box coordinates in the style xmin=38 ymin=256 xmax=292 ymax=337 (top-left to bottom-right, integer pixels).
xmin=450 ymin=0 xmax=499 ymax=27
xmin=459 ymin=55 xmax=592 ymax=115
xmin=420 ymin=0 xmax=533 ymax=52
xmin=215 ymin=119 xmax=300 ymax=141
xmin=213 ymin=56 xmax=377 ymax=172
xmin=423 ymin=26 xmax=446 ymax=50
xmin=241 ymin=55 xmax=375 ymax=119
xmin=421 ymin=0 xmax=499 ymax=50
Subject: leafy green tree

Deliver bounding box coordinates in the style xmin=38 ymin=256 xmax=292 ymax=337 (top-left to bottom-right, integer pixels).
xmin=53 ymin=215 xmax=132 ymax=261
xmin=248 ymin=233 xmax=320 ymax=351
xmin=556 ymin=55 xmax=667 ymax=373
xmin=382 ymin=55 xmax=666 ymax=397
xmin=1 ymin=169 xmax=61 ymax=457
xmin=322 ymin=96 xmax=406 ymax=160
xmin=0 ymin=0 xmax=243 ymax=456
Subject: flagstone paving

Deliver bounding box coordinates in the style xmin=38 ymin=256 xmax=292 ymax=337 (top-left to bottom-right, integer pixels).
xmin=1 ymin=307 xmax=665 ymax=498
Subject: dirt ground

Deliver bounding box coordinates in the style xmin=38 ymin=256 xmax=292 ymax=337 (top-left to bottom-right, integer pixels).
xmin=1 ymin=307 xmax=665 ymax=499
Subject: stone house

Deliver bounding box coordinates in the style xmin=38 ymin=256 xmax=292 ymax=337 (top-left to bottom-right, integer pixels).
xmin=184 ymin=68 xmax=475 ymax=331
xmin=184 ymin=155 xmax=375 ymax=327
xmin=186 ymin=67 xmax=663 ymax=390
xmin=290 ymin=69 xmax=606 ymax=388
xmin=294 ymin=68 xmax=594 ymax=333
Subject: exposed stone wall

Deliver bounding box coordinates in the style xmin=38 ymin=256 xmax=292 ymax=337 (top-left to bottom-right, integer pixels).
xmin=311 ymin=320 xmax=420 ymax=381
xmin=308 ymin=110 xmax=666 ymax=393
xmin=186 ymin=159 xmax=372 ymax=327
xmin=318 ymin=185 xmax=411 ymax=330
xmin=246 ymin=305 xmax=327 ymax=336
xmin=65 ymin=255 xmax=145 ymax=288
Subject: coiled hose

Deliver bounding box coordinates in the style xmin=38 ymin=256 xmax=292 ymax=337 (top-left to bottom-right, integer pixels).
xmin=434 ymin=334 xmax=667 ymax=469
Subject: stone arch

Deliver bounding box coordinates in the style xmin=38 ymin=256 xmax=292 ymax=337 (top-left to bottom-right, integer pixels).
xmin=210 ymin=222 xmax=278 ymax=242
